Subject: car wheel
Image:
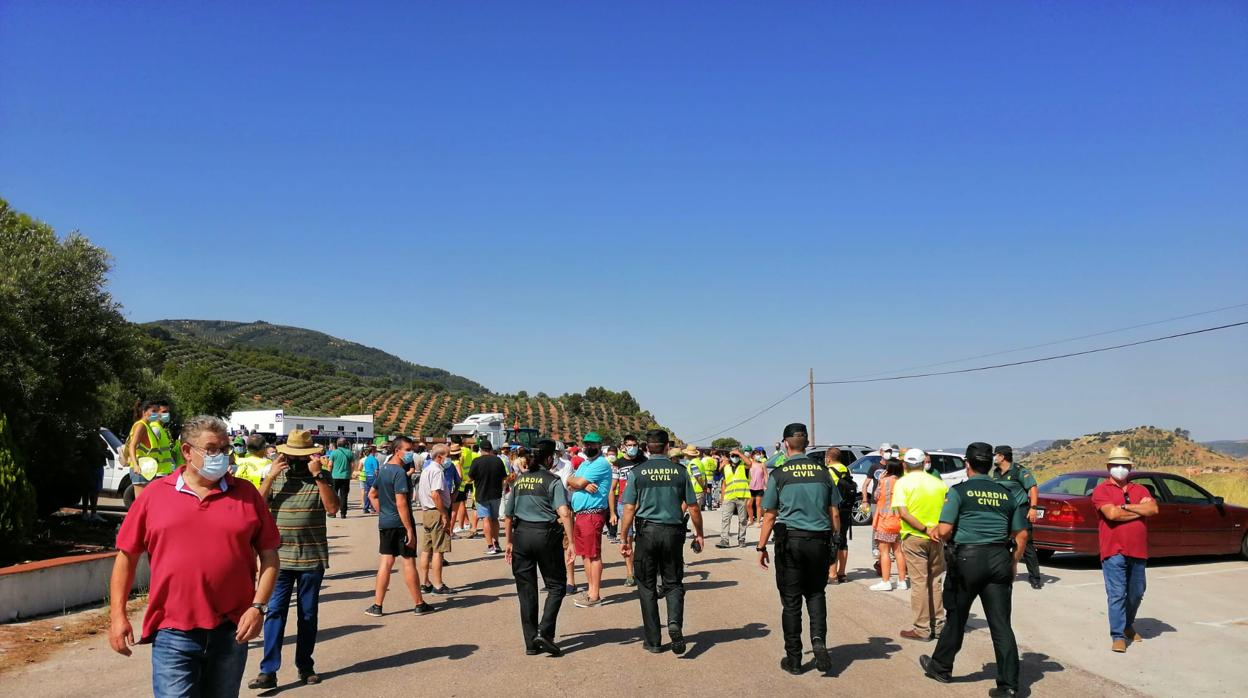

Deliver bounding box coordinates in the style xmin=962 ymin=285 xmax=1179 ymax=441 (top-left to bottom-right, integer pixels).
xmin=851 ymin=502 xmax=871 ymax=526
xmin=1037 ymin=549 xmax=1055 ymax=563
xmin=121 ymin=482 xmax=135 ymax=509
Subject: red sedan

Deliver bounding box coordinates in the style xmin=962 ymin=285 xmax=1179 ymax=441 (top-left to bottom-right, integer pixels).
xmin=1032 ymin=470 xmax=1248 ymax=559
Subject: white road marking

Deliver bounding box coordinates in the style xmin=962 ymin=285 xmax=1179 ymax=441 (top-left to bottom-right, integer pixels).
xmin=1194 ymin=616 xmax=1248 ymax=627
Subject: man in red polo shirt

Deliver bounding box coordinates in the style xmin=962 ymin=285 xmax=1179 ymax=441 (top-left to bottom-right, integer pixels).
xmin=109 ymin=415 xmax=281 ymax=697
xmin=1089 ymin=446 xmax=1158 ymax=653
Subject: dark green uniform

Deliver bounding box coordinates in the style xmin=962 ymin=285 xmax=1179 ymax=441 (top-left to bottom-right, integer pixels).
xmin=761 ymin=456 xmax=841 ymax=663
xmin=993 ymin=463 xmax=1042 ymax=587
xmin=621 ymin=456 xmax=697 ymax=650
xmin=929 ymin=474 xmax=1027 ymax=692
xmin=505 ymin=469 xmax=570 ymax=652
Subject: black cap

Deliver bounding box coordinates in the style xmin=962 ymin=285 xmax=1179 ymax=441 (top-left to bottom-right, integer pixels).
xmin=966 ymin=442 xmax=993 ymax=465
xmin=479 ymin=439 xmax=493 ymax=452
xmin=783 ymin=423 xmax=808 ymax=438
xmin=993 ymin=444 xmax=1012 ymax=460
xmin=534 ymin=439 xmax=557 ymax=463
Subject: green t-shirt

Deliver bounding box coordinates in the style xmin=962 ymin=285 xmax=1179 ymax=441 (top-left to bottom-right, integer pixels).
xmin=622 ymin=457 xmax=696 ymax=525
xmin=893 ymin=470 xmax=948 ymax=540
xmin=328 ymin=447 xmax=353 ymax=479
xmin=939 ymin=474 xmax=1027 ymax=544
xmin=267 ymin=471 xmax=330 ymax=570
xmin=992 ymin=464 xmax=1038 ymax=504
xmin=505 ymin=469 xmax=568 ymax=523
xmin=760 ymin=456 xmax=841 ymax=532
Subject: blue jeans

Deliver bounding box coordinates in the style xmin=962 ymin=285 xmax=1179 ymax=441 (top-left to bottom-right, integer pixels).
xmin=261 ymin=566 xmax=325 ymax=675
xmin=1102 ymin=554 xmax=1147 ymax=640
xmin=151 ymin=622 xmax=247 ymax=698
xmin=362 ymin=475 xmax=377 ymax=513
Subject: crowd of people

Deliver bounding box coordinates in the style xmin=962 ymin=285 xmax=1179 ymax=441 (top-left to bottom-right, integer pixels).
xmin=106 ymin=406 xmax=1159 ymax=698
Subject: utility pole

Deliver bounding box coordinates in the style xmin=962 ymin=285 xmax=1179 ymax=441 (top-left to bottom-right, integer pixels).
xmin=808 ymin=367 xmax=815 ymax=445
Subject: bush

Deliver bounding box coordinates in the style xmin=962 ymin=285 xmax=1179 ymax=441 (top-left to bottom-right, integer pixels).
xmin=0 ymin=413 xmax=37 ymax=542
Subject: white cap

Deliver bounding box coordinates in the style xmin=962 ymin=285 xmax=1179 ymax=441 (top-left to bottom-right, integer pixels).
xmin=879 ymin=442 xmax=895 ymax=455
xmin=903 ymin=448 xmax=926 ymax=465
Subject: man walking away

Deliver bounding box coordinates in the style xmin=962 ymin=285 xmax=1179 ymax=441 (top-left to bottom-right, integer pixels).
xmin=566 ymin=432 xmax=613 ymax=607
xmin=418 ymin=444 xmax=457 ymax=595
xmin=1091 ymin=447 xmax=1157 ymax=652
xmin=618 ymin=429 xmax=704 ymax=655
xmin=468 ymin=439 xmax=508 ymax=555
xmin=920 ymin=442 xmax=1028 ymax=697
xmin=992 ymin=445 xmax=1044 ymax=589
xmin=824 ymin=448 xmax=856 ymax=584
xmin=364 ymin=436 xmax=434 ymax=617
xmin=718 ymin=450 xmax=751 ymax=548
xmin=609 ymin=434 xmax=645 ymax=587
xmin=756 ymin=423 xmax=840 ymax=675
xmin=250 ymin=430 xmax=341 ymax=689
xmin=233 ymin=435 xmax=272 ymax=489
xmin=894 ymin=448 xmax=948 ymax=642
xmin=328 ymin=438 xmax=353 ymax=518
xmin=360 ymin=445 xmax=380 ymax=515
xmin=505 ymin=439 xmax=576 ymax=656
xmin=109 ymin=415 xmax=280 ymax=698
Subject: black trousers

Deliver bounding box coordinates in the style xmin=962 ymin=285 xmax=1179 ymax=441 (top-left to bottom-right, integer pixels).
xmin=1019 ymin=509 xmax=1041 ymax=584
xmin=931 ymin=544 xmax=1019 ymax=691
xmin=511 ymin=522 xmax=567 ymax=650
xmin=332 ymin=479 xmax=351 ymax=515
xmin=634 ymin=522 xmax=686 ymax=648
xmin=774 ymin=530 xmax=832 ymax=659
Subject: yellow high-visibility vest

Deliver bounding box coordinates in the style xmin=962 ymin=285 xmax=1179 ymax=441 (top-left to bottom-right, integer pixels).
xmin=133 ymin=420 xmax=176 ymax=476
xmin=234 ymin=455 xmax=271 ymax=488
xmin=723 ymin=463 xmax=751 ymax=500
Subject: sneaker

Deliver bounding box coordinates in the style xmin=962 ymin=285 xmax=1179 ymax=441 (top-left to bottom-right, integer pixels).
xmin=1111 ymin=638 xmax=1127 ymax=653
xmin=363 ymin=603 xmax=383 ymax=617
xmin=247 ymin=673 xmax=277 ymax=690
xmin=898 ymin=580 xmax=910 ymax=590
xmin=565 ymin=584 xmax=577 ymax=595
xmin=413 ymin=602 xmax=434 ymax=615
xmin=1030 ymin=580 xmax=1044 ymax=590
xmin=420 ymin=584 xmax=433 ymax=594
xmin=812 ymin=638 xmax=831 ymax=672
xmin=872 ymin=547 xmax=880 ymax=559
xmin=574 ymin=594 xmax=602 ymax=608
xmin=868 ymin=580 xmax=895 ymax=592
xmin=715 ymin=540 xmax=733 ymax=549
xmin=431 ymin=585 xmax=456 ymax=595
xmin=836 ymin=575 xmax=847 ymax=584
xmin=89 ymin=513 xmax=108 ymax=524
xmin=669 ymin=627 xmax=687 ymax=655
xmin=484 ymin=546 xmax=500 ymax=556
xmin=625 ymin=576 xmax=636 ymax=587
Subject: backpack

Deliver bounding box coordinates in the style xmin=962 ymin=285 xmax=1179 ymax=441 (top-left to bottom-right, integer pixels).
xmin=834 ymin=466 xmax=858 ymax=506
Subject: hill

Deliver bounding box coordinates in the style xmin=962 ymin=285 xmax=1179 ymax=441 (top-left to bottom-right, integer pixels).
xmin=1202 ymin=440 xmax=1248 ymax=460
xmin=151 ymin=329 xmax=659 ymax=441
xmin=146 ymin=319 xmax=488 ymax=394
xmin=1019 ymin=426 xmax=1248 ymax=505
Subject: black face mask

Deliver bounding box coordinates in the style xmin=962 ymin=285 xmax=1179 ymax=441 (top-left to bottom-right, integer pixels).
xmin=289 ymin=457 xmax=311 ymax=474
xmin=584 ymin=446 xmax=601 ymax=459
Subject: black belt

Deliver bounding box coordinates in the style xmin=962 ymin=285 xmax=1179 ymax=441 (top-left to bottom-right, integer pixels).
xmin=954 ymin=542 xmax=1009 ymax=549
xmin=786 ymin=529 xmax=832 ymax=539
xmin=514 ymin=519 xmax=560 ymax=528
xmin=636 ymin=519 xmax=684 ymax=528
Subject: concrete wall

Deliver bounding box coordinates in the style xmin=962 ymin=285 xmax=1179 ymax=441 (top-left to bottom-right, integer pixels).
xmin=0 ymin=552 xmax=150 ymax=622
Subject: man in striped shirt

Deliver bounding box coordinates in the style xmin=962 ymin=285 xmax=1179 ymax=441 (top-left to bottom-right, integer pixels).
xmin=250 ymin=430 xmax=340 ymax=690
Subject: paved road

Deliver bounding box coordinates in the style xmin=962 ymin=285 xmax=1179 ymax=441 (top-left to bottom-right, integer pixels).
xmin=11 ymin=489 xmax=1244 ymax=697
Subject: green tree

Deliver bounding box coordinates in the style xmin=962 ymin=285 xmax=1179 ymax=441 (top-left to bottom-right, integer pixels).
xmin=712 ymin=437 xmax=741 ymax=450
xmin=0 ymin=199 xmax=144 ymax=515
xmin=0 ymin=412 xmax=37 ymax=542
xmin=164 ymin=361 xmax=240 ymax=418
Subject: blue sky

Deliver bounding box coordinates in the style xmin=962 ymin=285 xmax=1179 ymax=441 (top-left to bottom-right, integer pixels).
xmin=3 ymin=2 xmax=1246 ymax=448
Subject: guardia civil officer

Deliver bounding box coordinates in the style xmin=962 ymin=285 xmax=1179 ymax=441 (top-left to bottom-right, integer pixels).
xmin=992 ymin=445 xmax=1043 ymax=589
xmin=617 ymin=429 xmax=704 ymax=655
xmin=756 ymin=423 xmax=841 ymax=675
xmin=504 ymin=439 xmax=576 ymax=657
xmin=920 ymin=442 xmax=1029 ymax=698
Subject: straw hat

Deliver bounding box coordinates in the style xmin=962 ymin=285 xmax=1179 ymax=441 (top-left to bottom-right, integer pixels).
xmin=277 ymin=429 xmax=324 ymax=457
xmin=1107 ymin=446 xmax=1134 ymax=466
xmin=683 ymin=444 xmax=701 ymax=457
xmin=667 ymin=447 xmax=684 ymax=460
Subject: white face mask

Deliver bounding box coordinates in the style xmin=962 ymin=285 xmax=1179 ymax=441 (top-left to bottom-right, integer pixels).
xmin=198 ymin=452 xmax=231 ymax=481
xmin=1109 ymin=466 xmax=1130 ymax=481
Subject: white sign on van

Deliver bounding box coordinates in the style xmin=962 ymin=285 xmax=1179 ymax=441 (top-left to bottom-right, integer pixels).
xmin=275 ymin=412 xmax=284 ymax=422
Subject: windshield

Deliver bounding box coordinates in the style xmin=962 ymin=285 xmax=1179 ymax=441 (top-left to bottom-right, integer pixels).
xmin=849 ymin=455 xmax=881 ymax=475
xmin=1038 ymin=473 xmax=1106 ymax=497
xmin=99 ymin=427 xmax=123 ymax=451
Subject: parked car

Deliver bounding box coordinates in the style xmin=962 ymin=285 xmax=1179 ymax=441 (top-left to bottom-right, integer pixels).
xmin=805 ymin=444 xmax=873 ymax=467
xmin=99 ymin=427 xmax=138 ymax=508
xmin=1033 ymin=470 xmax=1248 ymax=560
xmin=838 ymin=449 xmax=967 ymax=525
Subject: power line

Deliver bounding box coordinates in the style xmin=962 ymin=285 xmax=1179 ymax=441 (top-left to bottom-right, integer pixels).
xmin=845 ymin=301 xmax=1248 ymax=380
xmin=815 ymin=320 xmax=1248 ymax=385
xmin=688 ymin=383 xmax=807 ymax=443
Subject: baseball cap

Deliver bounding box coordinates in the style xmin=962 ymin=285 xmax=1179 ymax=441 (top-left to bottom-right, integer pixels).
xmin=582 ymin=431 xmax=602 ymax=443
xmin=993 ymin=445 xmax=1013 ymax=461
xmin=783 ymin=423 xmax=808 ymax=438
xmin=903 ymin=448 xmax=926 ymax=465
xmin=965 ymin=442 xmax=993 ymax=465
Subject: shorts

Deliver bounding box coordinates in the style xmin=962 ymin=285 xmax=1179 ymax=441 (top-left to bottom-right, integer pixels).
xmin=453 ymin=490 xmax=468 ymax=504
xmin=379 ymin=527 xmax=418 ymax=558
xmin=421 ymin=509 xmax=452 ymax=554
xmin=94 ymin=466 xmax=105 ymax=493
xmin=834 ymin=527 xmax=848 ymax=549
xmin=475 ymin=498 xmax=501 ymax=521
xmin=130 ymin=470 xmax=150 ymax=485
xmin=573 ymin=510 xmax=608 ymax=559
xmin=749 ymin=489 xmax=765 ymax=498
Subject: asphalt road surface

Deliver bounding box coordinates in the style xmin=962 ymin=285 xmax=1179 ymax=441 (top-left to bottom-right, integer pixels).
xmin=9 ymin=488 xmax=1245 ymax=697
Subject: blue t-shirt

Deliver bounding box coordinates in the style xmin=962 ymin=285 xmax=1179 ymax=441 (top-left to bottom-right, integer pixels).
xmin=570 ymin=455 xmax=613 ymax=512
xmin=362 ymin=455 xmax=379 ymax=477
xmin=373 ymin=463 xmax=410 ymax=530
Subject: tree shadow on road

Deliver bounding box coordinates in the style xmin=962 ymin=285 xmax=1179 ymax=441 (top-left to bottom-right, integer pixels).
xmin=457 ymin=576 xmax=514 ymax=592
xmin=956 ymin=651 xmax=1064 ymax=696
xmin=322 ymin=569 xmax=376 ymax=582
xmin=317 ymin=644 xmax=478 ymax=680
xmin=678 ymin=622 xmax=770 ymax=660
xmin=318 ymin=588 xmax=377 ymax=603
xmin=435 ymin=591 xmax=518 ymax=611
xmin=822 ymin=636 xmax=902 ymax=677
